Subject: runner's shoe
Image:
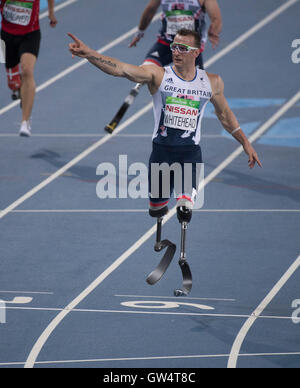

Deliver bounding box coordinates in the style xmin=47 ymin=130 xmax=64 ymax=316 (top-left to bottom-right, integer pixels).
xmin=19 ymin=121 xmax=31 ymax=137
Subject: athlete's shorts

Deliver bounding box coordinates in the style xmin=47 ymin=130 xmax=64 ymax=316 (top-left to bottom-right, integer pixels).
xmin=144 ymin=39 xmax=204 ymax=69
xmin=148 ymin=143 xmax=203 ymax=212
xmin=0 ymin=29 xmax=41 ymax=69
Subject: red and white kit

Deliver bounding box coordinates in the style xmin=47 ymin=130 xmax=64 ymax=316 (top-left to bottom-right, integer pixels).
xmin=0 ymin=0 xmax=40 ymax=35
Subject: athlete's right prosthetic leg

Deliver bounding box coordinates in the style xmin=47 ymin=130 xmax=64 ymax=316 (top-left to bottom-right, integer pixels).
xmin=6 ymin=65 xmax=22 ymax=101
xmin=146 ymin=206 xmax=177 ymax=285
xmin=174 ymin=205 xmax=193 ymax=296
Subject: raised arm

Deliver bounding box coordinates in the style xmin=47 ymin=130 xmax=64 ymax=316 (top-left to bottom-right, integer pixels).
xmin=129 ymin=0 xmax=161 ymax=48
xmin=203 ymin=0 xmax=222 ymax=48
xmin=209 ymin=74 xmax=262 ymax=169
xmin=68 ymin=33 xmax=163 ymax=93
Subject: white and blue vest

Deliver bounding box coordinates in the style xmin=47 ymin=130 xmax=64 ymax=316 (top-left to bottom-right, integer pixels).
xmin=159 ymin=0 xmax=207 ymax=44
xmin=152 ymin=65 xmax=212 ymax=146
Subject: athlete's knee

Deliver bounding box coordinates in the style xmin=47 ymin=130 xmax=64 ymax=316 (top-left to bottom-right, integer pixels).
xmin=177 ymin=206 xmax=192 ymax=224
xmin=20 ymin=63 xmax=34 ymax=80
xmin=176 ymin=196 xmax=193 ymax=224
xmin=20 ymin=55 xmax=36 ymax=80
xmin=149 ymin=205 xmax=169 ymax=218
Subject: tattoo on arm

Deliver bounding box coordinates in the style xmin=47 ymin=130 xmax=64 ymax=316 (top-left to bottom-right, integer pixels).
xmin=87 ymin=56 xmax=117 ymax=68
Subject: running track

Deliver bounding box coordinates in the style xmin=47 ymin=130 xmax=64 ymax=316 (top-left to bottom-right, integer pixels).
xmin=0 ymin=0 xmax=300 ymax=370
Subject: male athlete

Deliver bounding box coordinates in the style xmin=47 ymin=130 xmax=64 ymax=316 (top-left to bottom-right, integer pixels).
xmin=105 ymin=0 xmax=222 ymax=133
xmin=68 ymin=29 xmax=262 ymax=294
xmin=130 ymin=0 xmax=222 ymax=69
xmin=0 ymin=0 xmax=57 ymax=136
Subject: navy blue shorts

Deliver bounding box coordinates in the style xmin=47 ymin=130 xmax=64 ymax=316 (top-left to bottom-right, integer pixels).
xmin=148 ymin=143 xmax=203 ymax=211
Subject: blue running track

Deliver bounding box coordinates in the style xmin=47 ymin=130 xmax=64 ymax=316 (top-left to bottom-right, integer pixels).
xmin=0 ymin=0 xmax=300 ymax=370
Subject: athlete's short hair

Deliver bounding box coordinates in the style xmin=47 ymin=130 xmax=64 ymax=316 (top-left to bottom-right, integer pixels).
xmin=175 ymin=29 xmax=201 ymax=48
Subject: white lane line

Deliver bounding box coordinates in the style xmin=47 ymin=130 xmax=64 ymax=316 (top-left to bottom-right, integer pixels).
xmin=195 ymin=90 xmax=300 ymax=195
xmin=2 ymin=134 xmax=300 ymax=138
xmin=10 ymin=0 xmax=296 ymax=366
xmin=0 ymin=13 xmax=161 ymax=117
xmin=4 ymin=305 xmax=296 ymax=321
xmin=1 ymin=86 xmax=300 ymax=219
xmin=204 ymin=0 xmax=300 ymax=68
xmin=0 ymin=0 xmax=78 ymax=114
xmin=0 ymin=102 xmax=152 ymax=221
xmin=0 ymin=3 xmax=298 ymax=219
xmin=1 ymin=0 xmax=297 ymax=117
xmin=23 ymin=221 xmax=158 ymax=369
xmin=0 ymin=297 xmax=32 ymax=304
xmin=28 ymin=351 xmax=300 ymax=365
xmin=4 ymin=209 xmax=300 ymax=213
xmin=115 ymin=294 xmax=236 ymax=301
xmin=24 ymin=90 xmax=300 ymax=368
xmin=39 ymin=0 xmax=78 ymax=20
xmin=227 ymin=254 xmax=300 ymax=368
xmin=0 ymin=290 xmax=53 ymax=295
xmin=248 ymin=92 xmax=300 ymax=144
xmin=8 ymin=209 xmax=149 ymax=213
xmin=4 ymin=351 xmax=300 ymax=367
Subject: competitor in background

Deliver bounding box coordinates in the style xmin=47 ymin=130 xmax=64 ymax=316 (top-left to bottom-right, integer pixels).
xmin=104 ymin=0 xmax=222 ymax=133
xmin=130 ymin=0 xmax=222 ymax=69
xmin=68 ymin=29 xmax=262 ymax=295
xmin=0 ymin=0 xmax=57 ymax=136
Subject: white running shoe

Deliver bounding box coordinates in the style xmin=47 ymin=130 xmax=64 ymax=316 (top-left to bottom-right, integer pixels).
xmin=19 ymin=120 xmax=31 ymax=137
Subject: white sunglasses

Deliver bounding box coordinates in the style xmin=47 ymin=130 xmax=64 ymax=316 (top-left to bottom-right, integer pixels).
xmin=170 ymin=42 xmax=199 ymax=53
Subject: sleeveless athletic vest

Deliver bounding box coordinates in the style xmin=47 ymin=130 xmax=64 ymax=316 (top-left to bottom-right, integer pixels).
xmin=152 ymin=66 xmax=212 ymax=146
xmin=159 ymin=0 xmax=206 ymax=44
xmin=1 ymin=0 xmax=40 ymax=35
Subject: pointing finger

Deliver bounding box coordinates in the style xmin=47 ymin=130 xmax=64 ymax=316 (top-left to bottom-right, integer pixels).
xmin=68 ymin=33 xmax=81 ymax=45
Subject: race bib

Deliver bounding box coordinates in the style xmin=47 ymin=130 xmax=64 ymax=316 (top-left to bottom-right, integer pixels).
xmin=3 ymin=0 xmax=33 ymax=26
xmin=164 ymin=97 xmax=199 ymax=132
xmin=165 ymin=10 xmax=195 ymax=36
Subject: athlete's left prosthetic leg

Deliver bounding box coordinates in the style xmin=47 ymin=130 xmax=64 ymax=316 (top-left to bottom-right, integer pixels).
xmin=174 ymin=203 xmax=193 ymax=296
xmin=6 ymin=65 xmax=22 ymax=101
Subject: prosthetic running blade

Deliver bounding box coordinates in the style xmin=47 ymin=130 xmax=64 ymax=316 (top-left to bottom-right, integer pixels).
xmin=146 ymin=239 xmax=176 ymax=285
xmin=104 ymin=83 xmax=142 ymax=133
xmin=174 ymin=258 xmax=192 ymax=296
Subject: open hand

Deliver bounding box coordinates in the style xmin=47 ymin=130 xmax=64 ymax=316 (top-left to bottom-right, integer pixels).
xmin=243 ymin=143 xmax=262 ymax=169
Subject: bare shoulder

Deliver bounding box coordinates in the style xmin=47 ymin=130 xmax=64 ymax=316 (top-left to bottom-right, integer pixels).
xmin=140 ymin=64 xmax=165 ymax=93
xmin=206 ymin=72 xmax=224 ymax=95
xmin=139 ymin=63 xmax=165 ymax=75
